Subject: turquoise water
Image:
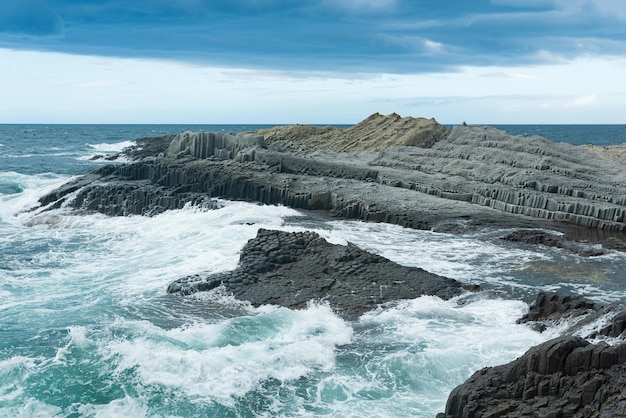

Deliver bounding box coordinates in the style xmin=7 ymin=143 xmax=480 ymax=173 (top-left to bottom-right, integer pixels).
xmin=1 ymin=125 xmax=625 ymax=417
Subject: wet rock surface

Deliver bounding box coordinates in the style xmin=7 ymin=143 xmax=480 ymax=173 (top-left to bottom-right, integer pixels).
xmin=27 ymin=113 xmax=626 ymax=417
xmin=501 ymin=230 xmax=607 ymax=257
xmin=167 ymin=228 xmax=479 ymax=320
xmin=437 ymin=336 xmax=626 ymax=418
xmin=437 ymin=292 xmax=626 ymax=417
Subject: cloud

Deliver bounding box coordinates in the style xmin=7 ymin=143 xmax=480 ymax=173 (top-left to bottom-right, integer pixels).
xmin=479 ymin=72 xmax=540 ymax=80
xmin=321 ymin=0 xmax=397 ymax=13
xmin=490 ymin=0 xmax=556 ymax=8
xmin=564 ymin=94 xmax=598 ymax=108
xmin=0 ymin=0 xmax=624 ymax=75
xmin=0 ymin=0 xmax=64 ymax=36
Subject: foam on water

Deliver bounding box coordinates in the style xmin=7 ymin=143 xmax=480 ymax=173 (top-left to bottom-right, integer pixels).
xmin=107 ymin=303 xmax=352 ymax=405
xmin=78 ymin=140 xmax=137 ymax=161
xmin=87 ymin=140 xmax=136 ymax=153
xmin=295 ymin=295 xmax=549 ymax=417
xmin=2 ymin=138 xmax=626 ymax=417
xmin=317 ymin=219 xmax=626 ymax=301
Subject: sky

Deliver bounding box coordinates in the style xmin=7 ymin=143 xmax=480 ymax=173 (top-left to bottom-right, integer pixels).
xmin=0 ymin=0 xmax=625 ymax=124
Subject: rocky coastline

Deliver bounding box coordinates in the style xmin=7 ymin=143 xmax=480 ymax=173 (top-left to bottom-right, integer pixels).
xmin=31 ymin=113 xmax=626 ymax=416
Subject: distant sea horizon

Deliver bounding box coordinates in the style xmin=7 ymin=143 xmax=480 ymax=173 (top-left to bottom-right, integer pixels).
xmin=1 ymin=122 xmax=625 ymax=147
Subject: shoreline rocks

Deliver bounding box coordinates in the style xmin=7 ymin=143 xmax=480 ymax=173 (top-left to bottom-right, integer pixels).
xmin=34 ymin=113 xmax=626 ymax=243
xmin=167 ymin=228 xmax=479 ymax=320
xmin=26 ymin=113 xmax=626 ymax=417
xmin=437 ymin=336 xmax=626 ymax=418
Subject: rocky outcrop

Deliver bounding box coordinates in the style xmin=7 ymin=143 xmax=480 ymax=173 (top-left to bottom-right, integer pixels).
xmin=165 ymin=131 xmax=265 ymax=161
xmin=260 ymin=112 xmax=449 ymax=154
xmin=35 ymin=114 xmax=626 ymax=239
xmin=438 ymin=336 xmax=626 ymax=418
xmin=167 ymin=228 xmax=479 ymax=319
xmin=501 ymin=230 xmax=606 ymax=257
xmin=437 ymin=292 xmax=626 ymax=417
xmin=518 ymin=291 xmax=626 ymax=339
xmin=583 ymin=143 xmax=626 ymax=166
xmin=370 ymin=124 xmax=626 ymax=232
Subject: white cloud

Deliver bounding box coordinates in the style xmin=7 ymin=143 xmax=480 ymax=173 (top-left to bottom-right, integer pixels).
xmin=381 ymin=35 xmax=445 ymax=53
xmin=0 ymin=49 xmax=624 ymax=124
xmin=564 ymin=94 xmax=598 ymax=108
xmin=57 ymin=79 xmax=129 ymax=88
xmin=423 ymin=39 xmax=444 ymax=52
xmin=590 ymin=0 xmax=626 ymax=19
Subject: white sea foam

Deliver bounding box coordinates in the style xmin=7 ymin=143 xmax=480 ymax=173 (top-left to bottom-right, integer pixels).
xmin=0 ymin=172 xmax=72 ymax=222
xmin=76 ymin=396 xmax=149 ymax=418
xmin=87 ymin=140 xmax=136 ymax=153
xmin=104 ymin=302 xmax=352 ymax=406
xmin=320 ymin=220 xmax=551 ymax=287
xmin=299 ymin=295 xmax=550 ymax=417
xmin=77 ymin=140 xmax=137 ymax=161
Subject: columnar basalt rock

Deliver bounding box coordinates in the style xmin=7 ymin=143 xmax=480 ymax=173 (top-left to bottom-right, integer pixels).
xmin=437 ymin=336 xmax=626 ymax=418
xmin=34 ymin=113 xmax=626 ymax=241
xmin=167 ymin=228 xmax=479 ymax=319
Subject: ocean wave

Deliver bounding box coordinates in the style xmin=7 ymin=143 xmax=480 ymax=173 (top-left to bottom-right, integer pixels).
xmin=104 ymin=302 xmax=352 ymax=405
xmin=87 ymin=140 xmax=136 ymax=153
xmin=0 ymin=172 xmax=72 ymax=222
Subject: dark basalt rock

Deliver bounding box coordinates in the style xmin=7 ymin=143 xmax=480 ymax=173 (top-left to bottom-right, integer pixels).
xmin=438 ymin=293 xmax=626 ymax=417
xmin=437 ymin=336 xmax=626 ymax=418
xmin=518 ymin=292 xmax=626 ymax=339
xmin=502 ymin=229 xmax=607 ymax=257
xmin=167 ymin=228 xmax=480 ymax=320
xmin=517 ymin=291 xmax=599 ymax=332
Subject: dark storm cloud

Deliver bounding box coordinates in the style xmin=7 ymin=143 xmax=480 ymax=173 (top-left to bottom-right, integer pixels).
xmin=0 ymin=0 xmax=624 ymax=73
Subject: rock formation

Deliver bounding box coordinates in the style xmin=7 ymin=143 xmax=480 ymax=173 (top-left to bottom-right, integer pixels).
xmin=34 ymin=113 xmax=626 ymax=240
xmin=583 ymin=143 xmax=626 ymax=166
xmin=167 ymin=228 xmax=479 ymax=320
xmin=437 ymin=336 xmax=626 ymax=418
xmin=437 ymin=292 xmax=626 ymax=417
xmin=260 ymin=112 xmax=449 ymax=154
xmin=27 ymin=112 xmax=626 ymax=417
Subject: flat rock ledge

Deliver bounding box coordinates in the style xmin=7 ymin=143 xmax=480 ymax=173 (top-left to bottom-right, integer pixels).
xmin=166 ymin=228 xmax=479 ymax=320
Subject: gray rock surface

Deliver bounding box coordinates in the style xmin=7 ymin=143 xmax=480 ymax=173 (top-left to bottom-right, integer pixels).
xmin=167 ymin=228 xmax=479 ymax=319
xmin=437 ymin=292 xmax=626 ymax=417
xmin=34 ymin=114 xmax=626 ymax=242
xmin=437 ymin=336 xmax=626 ymax=418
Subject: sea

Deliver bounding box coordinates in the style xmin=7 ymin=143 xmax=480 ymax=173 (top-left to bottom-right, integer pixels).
xmin=1 ymin=124 xmax=625 ymax=417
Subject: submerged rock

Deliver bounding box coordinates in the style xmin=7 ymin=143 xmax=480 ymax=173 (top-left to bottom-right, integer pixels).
xmin=167 ymin=228 xmax=479 ymax=319
xmin=501 ymin=229 xmax=607 ymax=257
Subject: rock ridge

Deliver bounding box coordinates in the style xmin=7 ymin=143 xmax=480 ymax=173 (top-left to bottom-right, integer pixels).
xmin=166 ymin=228 xmax=479 ymax=319
xmin=36 ymin=115 xmax=626 ymax=240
